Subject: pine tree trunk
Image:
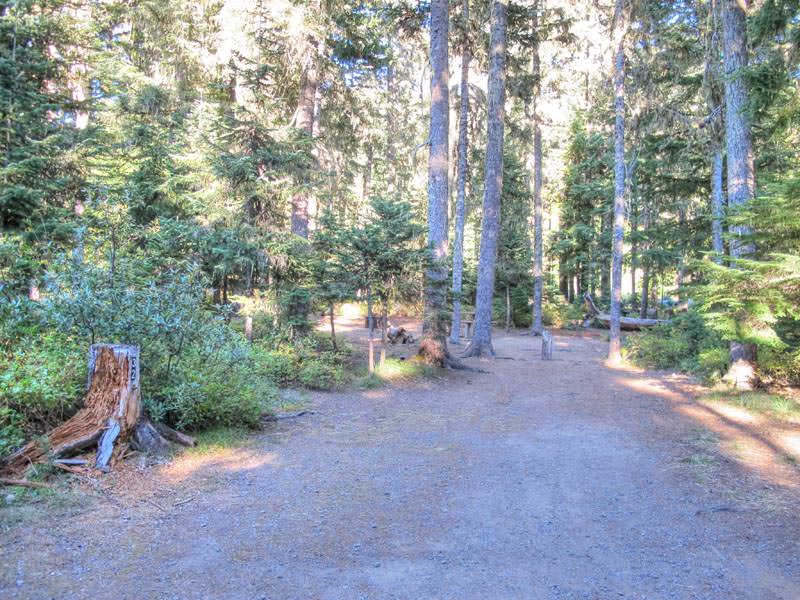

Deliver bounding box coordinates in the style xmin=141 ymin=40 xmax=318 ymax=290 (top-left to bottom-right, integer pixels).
xmin=380 ymin=302 xmax=388 ymax=370
xmin=630 ymin=207 xmax=638 ymax=309
xmin=640 ymin=268 xmax=650 ymax=319
xmin=291 ymin=38 xmax=318 ymax=239
xmin=448 ymin=0 xmax=471 ymax=346
xmin=367 ymin=285 xmax=375 ymax=374
xmin=419 ymin=0 xmax=460 ymax=367
xmin=722 ymin=0 xmax=757 ymax=388
xmin=711 ymin=148 xmax=725 ymax=260
xmin=386 ymin=63 xmax=397 ymax=194
xmin=530 ymin=0 xmax=544 ymax=337
xmin=463 ymin=0 xmax=508 ymax=358
xmin=608 ymin=0 xmax=627 ymax=364
xmin=329 ymin=304 xmax=337 ymax=351
xmin=505 ymin=285 xmax=512 ymax=332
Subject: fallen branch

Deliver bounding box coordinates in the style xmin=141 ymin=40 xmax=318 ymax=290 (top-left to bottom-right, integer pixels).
xmin=263 ymin=410 xmax=314 ymax=422
xmin=153 ymin=421 xmax=197 ymax=447
xmin=0 ymin=478 xmax=50 ymax=489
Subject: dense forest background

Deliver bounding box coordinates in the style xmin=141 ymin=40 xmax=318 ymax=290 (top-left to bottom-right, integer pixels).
xmin=2 ymin=0 xmax=800 ymax=455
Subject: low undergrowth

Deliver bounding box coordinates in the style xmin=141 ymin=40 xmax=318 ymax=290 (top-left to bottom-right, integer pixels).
xmin=623 ymin=310 xmax=729 ymax=380
xmin=353 ymin=358 xmax=436 ymax=389
xmin=700 ymin=390 xmax=800 ymax=424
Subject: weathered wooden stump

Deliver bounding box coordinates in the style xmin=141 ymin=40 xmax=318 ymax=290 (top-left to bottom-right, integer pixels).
xmin=541 ymin=330 xmax=554 ymax=361
xmin=245 ymin=316 xmax=254 ymax=343
xmin=1 ymin=344 xmax=195 ymax=477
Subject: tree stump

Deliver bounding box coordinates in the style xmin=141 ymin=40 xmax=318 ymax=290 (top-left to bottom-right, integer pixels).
xmin=1 ymin=344 xmax=195 ymax=477
xmin=541 ymin=330 xmax=553 ymax=361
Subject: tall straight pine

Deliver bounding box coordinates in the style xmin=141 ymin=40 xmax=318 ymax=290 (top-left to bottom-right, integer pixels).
xmin=464 ymin=0 xmax=508 ymax=358
xmin=419 ymin=0 xmax=456 ymax=366
xmin=608 ymin=0 xmax=627 ymax=364
xmin=722 ymin=0 xmax=757 ymax=388
xmin=448 ymin=0 xmax=471 ymax=345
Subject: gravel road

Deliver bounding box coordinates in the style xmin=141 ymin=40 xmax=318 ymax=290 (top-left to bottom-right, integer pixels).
xmin=2 ymin=331 xmax=799 ymax=599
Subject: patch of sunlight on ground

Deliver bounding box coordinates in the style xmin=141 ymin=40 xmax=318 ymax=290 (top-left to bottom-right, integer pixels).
xmin=700 ymin=399 xmax=762 ymax=425
xmin=161 ymin=427 xmax=279 ymax=484
xmin=352 ymin=358 xmax=435 ymax=391
xmin=615 ymin=377 xmax=800 ymax=490
xmin=702 ymin=391 xmax=800 ymax=424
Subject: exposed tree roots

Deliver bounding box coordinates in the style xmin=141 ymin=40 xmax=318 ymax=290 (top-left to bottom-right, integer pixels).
xmin=417 ymin=336 xmax=475 ymax=370
xmin=461 ymin=338 xmax=495 ymax=359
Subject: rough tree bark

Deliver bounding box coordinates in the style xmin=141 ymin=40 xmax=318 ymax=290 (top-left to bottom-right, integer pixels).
xmin=711 ymin=149 xmax=725 ymax=260
xmin=722 ymin=0 xmax=757 ymax=388
xmin=448 ymin=0 xmax=471 ymax=345
xmin=1 ymin=345 xmax=194 ymax=477
xmin=530 ymin=0 xmax=544 ymax=337
xmin=703 ymin=0 xmax=726 ymax=262
xmin=463 ymin=0 xmax=508 ymax=358
xmin=291 ymin=37 xmax=319 ymax=239
xmin=608 ymin=0 xmax=627 ymax=365
xmin=419 ymin=0 xmax=462 ymax=368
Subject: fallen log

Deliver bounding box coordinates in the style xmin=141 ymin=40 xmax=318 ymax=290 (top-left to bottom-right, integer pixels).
xmin=583 ymin=293 xmax=669 ymax=331
xmin=1 ymin=344 xmax=195 ymax=477
xmin=0 ymin=478 xmax=50 ymax=489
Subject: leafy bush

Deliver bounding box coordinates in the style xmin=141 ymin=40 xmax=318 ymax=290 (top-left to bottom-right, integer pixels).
xmin=0 ymin=330 xmax=86 ymax=435
xmin=0 ymin=407 xmax=25 ymax=458
xmin=298 ymin=357 xmax=346 ymax=391
xmin=250 ymin=344 xmax=300 ymax=386
xmin=148 ymin=347 xmax=278 ymax=431
xmin=542 ymin=298 xmax=585 ymax=328
xmin=755 ymin=346 xmax=800 ymax=386
xmin=624 ymin=326 xmax=690 ymax=370
xmin=624 ymin=310 xmax=728 ymax=378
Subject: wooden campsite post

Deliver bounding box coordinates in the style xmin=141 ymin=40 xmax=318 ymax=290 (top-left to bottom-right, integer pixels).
xmin=245 ymin=316 xmax=254 ymax=343
xmin=541 ymin=330 xmax=554 ymax=361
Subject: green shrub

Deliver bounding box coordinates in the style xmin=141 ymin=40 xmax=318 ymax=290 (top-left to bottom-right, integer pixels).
xmin=755 ymin=346 xmax=800 ymax=386
xmin=299 ymin=357 xmax=346 ymax=391
xmin=543 ymin=299 xmax=584 ymax=328
xmin=692 ymin=347 xmax=730 ymax=380
xmin=0 ymin=407 xmax=25 ymax=458
xmin=148 ymin=347 xmax=278 ymax=431
xmin=624 ymin=310 xmax=727 ymax=376
xmin=0 ymin=331 xmax=86 ymax=436
xmin=624 ymin=326 xmax=690 ymax=370
xmin=251 ymin=344 xmax=300 ymax=386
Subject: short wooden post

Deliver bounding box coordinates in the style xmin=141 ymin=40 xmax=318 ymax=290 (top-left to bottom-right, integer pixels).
xmin=245 ymin=316 xmax=253 ymax=343
xmin=541 ymin=330 xmax=553 ymax=361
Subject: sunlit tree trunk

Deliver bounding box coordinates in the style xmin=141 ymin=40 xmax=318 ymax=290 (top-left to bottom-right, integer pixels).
xmin=464 ymin=0 xmax=508 ymax=358
xmin=449 ymin=0 xmax=471 ymax=345
xmin=608 ymin=0 xmax=627 ymax=364
xmin=530 ymin=0 xmax=544 ymax=336
xmin=722 ymin=0 xmax=756 ymax=388
xmin=419 ymin=0 xmax=458 ymax=367
xmin=291 ymin=38 xmax=318 ymax=239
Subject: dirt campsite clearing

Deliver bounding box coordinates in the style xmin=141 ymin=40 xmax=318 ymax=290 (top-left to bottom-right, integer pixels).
xmin=2 ymin=321 xmax=799 ymax=600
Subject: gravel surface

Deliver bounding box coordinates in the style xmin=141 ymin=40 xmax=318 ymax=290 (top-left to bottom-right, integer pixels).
xmin=2 ymin=330 xmax=799 ymax=599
